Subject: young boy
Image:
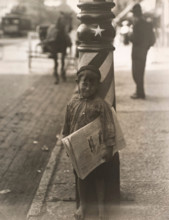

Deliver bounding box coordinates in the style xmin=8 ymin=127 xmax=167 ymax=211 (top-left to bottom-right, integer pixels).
xmin=62 ymin=65 xmax=115 ymax=220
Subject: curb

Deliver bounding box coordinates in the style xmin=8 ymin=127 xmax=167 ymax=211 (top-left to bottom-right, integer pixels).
xmin=27 ymin=140 xmax=63 ymax=219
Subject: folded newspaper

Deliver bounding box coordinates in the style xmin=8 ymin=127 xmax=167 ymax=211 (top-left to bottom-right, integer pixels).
xmin=62 ymin=108 xmax=126 ymax=180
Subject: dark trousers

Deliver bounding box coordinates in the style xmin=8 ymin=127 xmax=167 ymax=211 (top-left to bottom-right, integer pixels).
xmin=75 ymin=152 xmax=120 ymax=211
xmin=132 ymin=46 xmax=148 ymax=97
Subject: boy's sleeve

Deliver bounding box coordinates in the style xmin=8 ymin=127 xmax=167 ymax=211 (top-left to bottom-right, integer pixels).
xmin=62 ymin=105 xmax=70 ymax=137
xmin=100 ymin=102 xmax=116 ymax=147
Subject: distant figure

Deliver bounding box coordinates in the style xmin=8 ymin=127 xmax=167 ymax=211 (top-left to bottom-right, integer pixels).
xmin=43 ymin=12 xmax=72 ymax=84
xmin=62 ymin=65 xmax=116 ymax=220
xmin=129 ymin=4 xmax=156 ymax=99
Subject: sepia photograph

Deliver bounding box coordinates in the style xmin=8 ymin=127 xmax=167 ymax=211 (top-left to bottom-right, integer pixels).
xmin=0 ymin=0 xmax=168 ymax=219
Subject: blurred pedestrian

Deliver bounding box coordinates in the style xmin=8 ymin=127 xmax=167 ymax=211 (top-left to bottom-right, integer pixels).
xmin=129 ymin=3 xmax=155 ymax=99
xmin=43 ymin=12 xmax=72 ymax=84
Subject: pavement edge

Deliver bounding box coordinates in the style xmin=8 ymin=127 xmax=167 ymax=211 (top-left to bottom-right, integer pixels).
xmin=27 ymin=141 xmax=63 ymax=220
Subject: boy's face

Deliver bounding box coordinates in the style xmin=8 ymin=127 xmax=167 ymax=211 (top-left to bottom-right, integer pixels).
xmin=78 ymin=70 xmax=100 ymax=99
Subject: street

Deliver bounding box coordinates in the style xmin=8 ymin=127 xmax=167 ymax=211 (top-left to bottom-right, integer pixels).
xmin=0 ymin=0 xmax=169 ymax=219
xmin=0 ymin=37 xmax=76 ymax=220
xmin=0 ymin=36 xmax=169 ymax=220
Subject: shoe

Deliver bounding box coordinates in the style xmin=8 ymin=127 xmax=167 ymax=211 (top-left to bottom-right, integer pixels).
xmin=130 ymin=94 xmax=145 ymax=99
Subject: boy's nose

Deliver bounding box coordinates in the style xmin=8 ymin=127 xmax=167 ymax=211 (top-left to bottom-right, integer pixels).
xmin=85 ymin=85 xmax=90 ymax=90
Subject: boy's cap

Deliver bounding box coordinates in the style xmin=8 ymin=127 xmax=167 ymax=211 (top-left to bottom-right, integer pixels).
xmin=77 ymin=65 xmax=101 ymax=80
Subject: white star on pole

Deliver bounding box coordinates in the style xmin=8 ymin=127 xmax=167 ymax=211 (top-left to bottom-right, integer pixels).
xmin=91 ymin=25 xmax=105 ymax=37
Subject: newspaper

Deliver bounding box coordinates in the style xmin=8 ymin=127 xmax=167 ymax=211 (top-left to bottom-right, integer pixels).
xmin=62 ymin=118 xmax=105 ymax=179
xmin=62 ymin=108 xmax=126 ymax=180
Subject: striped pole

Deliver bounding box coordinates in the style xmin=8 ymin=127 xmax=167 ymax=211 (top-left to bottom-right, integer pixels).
xmin=77 ymin=0 xmax=116 ymax=107
xmin=78 ymin=50 xmax=115 ymax=107
xmin=77 ymin=0 xmax=120 ymax=205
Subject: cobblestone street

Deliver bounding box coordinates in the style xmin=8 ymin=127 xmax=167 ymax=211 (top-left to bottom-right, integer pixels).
xmin=0 ymin=38 xmax=76 ymax=220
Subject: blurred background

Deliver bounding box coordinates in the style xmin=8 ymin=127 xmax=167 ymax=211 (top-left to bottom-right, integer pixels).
xmin=0 ymin=0 xmax=168 ymax=44
xmin=0 ymin=0 xmax=168 ymax=62
xmin=0 ymin=0 xmax=168 ymax=74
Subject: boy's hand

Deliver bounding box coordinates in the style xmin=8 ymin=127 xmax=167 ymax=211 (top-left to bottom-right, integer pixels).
xmin=101 ymin=146 xmax=113 ymax=162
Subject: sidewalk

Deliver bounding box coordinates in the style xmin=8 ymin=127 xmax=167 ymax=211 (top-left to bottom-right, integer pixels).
xmin=27 ymin=45 xmax=169 ymax=220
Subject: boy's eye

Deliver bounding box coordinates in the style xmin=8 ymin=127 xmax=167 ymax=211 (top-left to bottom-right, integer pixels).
xmin=82 ymin=84 xmax=88 ymax=88
xmin=82 ymin=82 xmax=89 ymax=86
